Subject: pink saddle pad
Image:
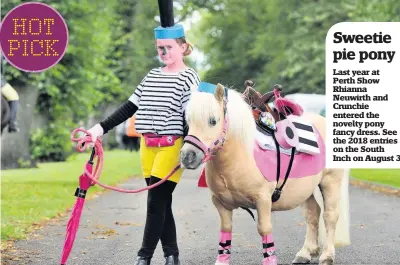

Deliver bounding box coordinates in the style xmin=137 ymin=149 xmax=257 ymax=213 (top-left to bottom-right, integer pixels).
xmin=197 ymin=126 xmax=325 ymax=187
xmin=253 ymin=126 xmax=325 ymax=182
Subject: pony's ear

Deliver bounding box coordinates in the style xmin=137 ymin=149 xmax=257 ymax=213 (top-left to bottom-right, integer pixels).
xmin=214 ymin=83 xmax=224 ymax=102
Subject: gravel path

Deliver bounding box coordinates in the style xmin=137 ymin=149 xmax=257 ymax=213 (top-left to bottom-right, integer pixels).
xmin=3 ymin=169 xmax=400 ymax=265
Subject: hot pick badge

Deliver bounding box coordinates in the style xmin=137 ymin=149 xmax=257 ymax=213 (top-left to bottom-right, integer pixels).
xmin=0 ymin=2 xmax=69 ymax=72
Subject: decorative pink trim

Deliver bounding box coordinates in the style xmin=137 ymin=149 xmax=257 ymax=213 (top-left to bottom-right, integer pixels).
xmin=275 ymin=97 xmax=304 ymax=116
xmin=220 ymin=231 xmax=232 ymax=242
xmin=216 ymin=254 xmax=230 ymax=264
xmin=216 ymin=231 xmax=232 ymax=264
xmin=262 ymin=234 xmax=276 ymax=256
xmin=262 ymin=234 xmax=274 ymax=244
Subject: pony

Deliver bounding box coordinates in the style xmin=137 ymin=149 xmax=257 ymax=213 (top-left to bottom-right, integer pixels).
xmin=180 ymin=83 xmax=350 ymax=265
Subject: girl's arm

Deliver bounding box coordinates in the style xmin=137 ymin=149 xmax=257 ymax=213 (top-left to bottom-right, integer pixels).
xmin=99 ymin=101 xmax=138 ymax=134
xmin=99 ymin=73 xmax=148 ymax=134
xmin=181 ymin=70 xmax=201 ymax=137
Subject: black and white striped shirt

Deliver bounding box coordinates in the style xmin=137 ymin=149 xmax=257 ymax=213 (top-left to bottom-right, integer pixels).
xmin=129 ymin=67 xmax=200 ymax=135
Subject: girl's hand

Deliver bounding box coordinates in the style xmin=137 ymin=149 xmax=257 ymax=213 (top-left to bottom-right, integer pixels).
xmin=86 ymin=124 xmax=104 ymax=148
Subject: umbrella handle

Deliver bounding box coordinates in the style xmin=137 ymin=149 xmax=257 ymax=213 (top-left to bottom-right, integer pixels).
xmin=71 ymin=128 xmax=103 ymax=183
xmin=88 ymin=148 xmax=95 ymax=165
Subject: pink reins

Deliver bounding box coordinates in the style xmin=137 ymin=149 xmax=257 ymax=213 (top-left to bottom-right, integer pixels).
xmin=70 ymin=128 xmax=181 ymax=193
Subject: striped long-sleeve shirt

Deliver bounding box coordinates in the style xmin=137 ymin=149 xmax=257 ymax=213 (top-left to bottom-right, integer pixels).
xmin=128 ymin=67 xmax=200 ymax=135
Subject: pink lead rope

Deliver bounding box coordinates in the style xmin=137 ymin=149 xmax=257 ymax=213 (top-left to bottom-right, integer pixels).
xmin=70 ymin=128 xmax=181 ymax=193
xmin=70 ymin=87 xmax=229 ymax=192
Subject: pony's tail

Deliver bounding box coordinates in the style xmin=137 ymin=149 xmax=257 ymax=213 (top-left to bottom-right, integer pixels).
xmin=316 ymin=168 xmax=351 ymax=248
xmin=334 ymin=168 xmax=351 ymax=247
xmin=240 ymin=207 xmax=255 ymax=221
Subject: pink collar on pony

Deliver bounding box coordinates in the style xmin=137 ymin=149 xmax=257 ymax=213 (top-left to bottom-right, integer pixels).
xmin=184 ymin=82 xmax=229 ymax=163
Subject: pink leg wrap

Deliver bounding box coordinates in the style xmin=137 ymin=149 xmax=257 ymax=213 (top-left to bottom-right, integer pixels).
xmin=261 ymin=234 xmax=278 ymax=265
xmin=216 ymin=231 xmax=232 ymax=264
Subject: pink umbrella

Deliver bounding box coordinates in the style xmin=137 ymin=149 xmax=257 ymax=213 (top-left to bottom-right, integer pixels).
xmin=60 ymin=130 xmax=101 ymax=265
xmin=60 ymin=128 xmax=180 ymax=264
xmin=60 ymin=161 xmax=92 ymax=264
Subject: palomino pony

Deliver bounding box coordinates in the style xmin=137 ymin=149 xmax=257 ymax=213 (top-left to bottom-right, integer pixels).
xmin=180 ymin=82 xmax=350 ymax=265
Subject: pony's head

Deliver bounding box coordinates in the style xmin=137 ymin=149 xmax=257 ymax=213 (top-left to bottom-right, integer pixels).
xmin=180 ymin=82 xmax=256 ymax=169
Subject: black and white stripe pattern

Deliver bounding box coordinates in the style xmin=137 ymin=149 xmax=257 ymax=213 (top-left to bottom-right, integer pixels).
xmin=218 ymin=240 xmax=232 ymax=255
xmin=288 ymin=115 xmax=320 ymax=155
xmin=129 ymin=67 xmax=200 ymax=135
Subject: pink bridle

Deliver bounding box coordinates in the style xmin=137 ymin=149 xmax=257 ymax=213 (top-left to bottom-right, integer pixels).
xmin=183 ymin=89 xmax=229 ymax=163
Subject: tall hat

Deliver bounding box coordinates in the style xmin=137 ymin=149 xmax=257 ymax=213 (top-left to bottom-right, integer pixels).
xmin=154 ymin=0 xmax=185 ymax=39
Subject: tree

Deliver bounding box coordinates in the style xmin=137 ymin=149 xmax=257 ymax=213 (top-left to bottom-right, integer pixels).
xmin=188 ymin=0 xmax=400 ymax=94
xmin=1 ymin=0 xmax=162 ymax=164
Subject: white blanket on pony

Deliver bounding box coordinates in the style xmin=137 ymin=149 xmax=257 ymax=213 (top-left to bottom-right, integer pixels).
xmin=254 ymin=128 xmax=294 ymax=155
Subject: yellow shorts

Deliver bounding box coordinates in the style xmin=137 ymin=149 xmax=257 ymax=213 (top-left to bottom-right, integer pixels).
xmin=1 ymin=83 xmax=19 ymax=101
xmin=139 ymin=136 xmax=184 ymax=183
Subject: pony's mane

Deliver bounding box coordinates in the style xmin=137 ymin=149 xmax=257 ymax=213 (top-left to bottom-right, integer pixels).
xmin=186 ymin=87 xmax=256 ymax=153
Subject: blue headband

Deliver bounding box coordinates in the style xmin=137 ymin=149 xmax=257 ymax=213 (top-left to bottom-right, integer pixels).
xmin=154 ymin=24 xmax=185 ymax=39
xmin=198 ymin=82 xmax=217 ymax=94
xmin=198 ymin=82 xmax=228 ymax=98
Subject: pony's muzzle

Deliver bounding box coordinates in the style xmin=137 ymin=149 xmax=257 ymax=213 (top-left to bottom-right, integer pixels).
xmin=180 ymin=144 xmax=204 ymax=169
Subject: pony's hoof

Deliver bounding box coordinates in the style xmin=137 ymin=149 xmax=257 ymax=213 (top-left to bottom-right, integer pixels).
xmin=292 ymin=256 xmax=311 ymax=264
xmin=215 ymin=262 xmax=229 ymax=265
xmin=319 ymin=249 xmax=334 ymax=265
xmin=262 ymin=255 xmax=278 ymax=265
xmin=319 ymin=256 xmax=334 ymax=265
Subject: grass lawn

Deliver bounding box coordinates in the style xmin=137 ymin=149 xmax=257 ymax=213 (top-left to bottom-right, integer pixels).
xmin=351 ymin=169 xmax=400 ymax=188
xmin=1 ymin=149 xmax=143 ymax=242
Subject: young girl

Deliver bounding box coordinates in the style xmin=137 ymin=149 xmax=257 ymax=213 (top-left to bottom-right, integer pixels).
xmin=86 ymin=2 xmax=200 ymax=264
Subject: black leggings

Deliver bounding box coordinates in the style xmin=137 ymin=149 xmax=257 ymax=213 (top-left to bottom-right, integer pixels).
xmin=8 ymin=100 xmax=18 ymax=123
xmin=137 ymin=176 xmax=178 ymax=258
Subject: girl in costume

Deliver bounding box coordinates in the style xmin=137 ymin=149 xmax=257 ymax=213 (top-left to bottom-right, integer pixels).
xmin=86 ymin=1 xmax=200 ymax=264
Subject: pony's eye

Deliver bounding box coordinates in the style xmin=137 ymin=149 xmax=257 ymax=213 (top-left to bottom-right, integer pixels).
xmin=209 ymin=117 xmax=217 ymax=126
